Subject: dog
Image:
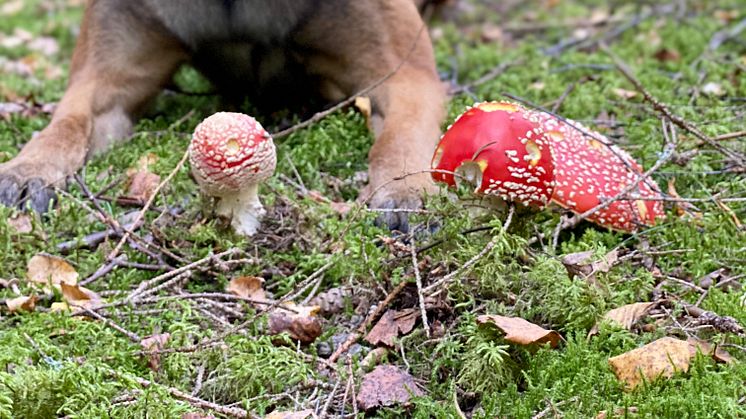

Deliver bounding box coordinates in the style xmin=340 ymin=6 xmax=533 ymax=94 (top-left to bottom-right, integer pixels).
xmin=0 ymin=0 xmax=445 ymax=232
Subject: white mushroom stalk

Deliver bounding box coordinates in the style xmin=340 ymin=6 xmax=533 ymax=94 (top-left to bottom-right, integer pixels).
xmin=189 ymin=112 xmax=276 ymax=236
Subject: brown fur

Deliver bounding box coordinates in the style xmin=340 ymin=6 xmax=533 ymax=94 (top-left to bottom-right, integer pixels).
xmin=0 ymin=0 xmax=445 ymax=231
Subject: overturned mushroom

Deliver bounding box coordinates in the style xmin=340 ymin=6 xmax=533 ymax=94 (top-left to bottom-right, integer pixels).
xmin=430 ymin=101 xmax=664 ymax=233
xmin=535 ymin=113 xmax=664 ymax=232
xmin=189 ymin=112 xmax=276 ymax=236
xmin=431 ymin=101 xmax=556 ymax=207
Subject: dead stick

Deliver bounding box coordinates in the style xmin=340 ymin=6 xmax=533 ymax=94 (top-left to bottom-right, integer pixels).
xmin=326 ymin=281 xmax=409 ymax=365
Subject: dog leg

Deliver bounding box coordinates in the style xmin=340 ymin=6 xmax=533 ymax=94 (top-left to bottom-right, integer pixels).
xmin=300 ymin=1 xmax=446 ymax=232
xmin=0 ymin=2 xmax=185 ymax=212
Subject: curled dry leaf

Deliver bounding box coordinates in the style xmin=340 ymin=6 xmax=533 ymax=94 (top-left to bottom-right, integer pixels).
xmin=265 ymin=409 xmax=316 ymax=419
xmin=141 ymin=333 xmax=171 ymax=371
xmin=357 ymin=365 xmax=424 ymax=411
xmin=124 ymin=171 xmax=161 ymax=203
xmin=562 ymin=249 xmax=618 ymax=279
xmin=608 ymin=337 xmax=692 ymax=390
xmin=26 ymin=254 xmax=78 ymax=290
xmin=226 ymin=276 xmax=267 ymax=307
xmin=365 ymin=309 xmax=418 ymax=347
xmin=5 ymin=295 xmax=37 ymax=313
xmin=477 ymin=315 xmax=561 ymax=348
xmin=686 ymin=337 xmax=736 ymax=364
xmin=667 ymin=178 xmax=702 ymax=220
xmin=267 ymin=302 xmax=322 ymax=344
xmin=590 ymin=301 xmax=658 ymax=336
xmin=58 ymin=283 xmax=101 ymax=311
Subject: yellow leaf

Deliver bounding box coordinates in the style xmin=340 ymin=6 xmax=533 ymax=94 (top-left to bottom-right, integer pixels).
xmin=477 ymin=314 xmax=561 ymax=348
xmin=608 ymin=337 xmax=692 ymax=390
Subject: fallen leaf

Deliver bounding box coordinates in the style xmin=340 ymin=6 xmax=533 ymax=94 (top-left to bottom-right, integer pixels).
xmin=686 ymin=337 xmax=736 ymax=364
xmin=267 ymin=302 xmax=322 ymax=344
xmin=357 ymin=365 xmax=424 ymax=410
xmin=141 ymin=333 xmax=171 ymax=371
xmin=612 ymin=88 xmax=638 ymax=99
xmin=653 ymin=48 xmax=681 ymax=62
xmin=265 ymin=410 xmax=316 ymax=419
xmin=60 ymin=283 xmax=101 ymax=309
xmin=5 ymin=295 xmax=37 ymax=313
xmin=608 ymin=337 xmax=692 ymax=390
xmin=365 ymin=309 xmax=418 ymax=347
xmin=26 ymin=254 xmax=78 ymax=290
xmin=590 ymin=302 xmax=658 ymax=335
xmin=477 ymin=315 xmax=561 ymax=348
xmin=667 ymin=178 xmax=702 ymax=219
xmin=562 ymin=249 xmax=618 ymax=280
xmin=226 ymin=276 xmax=268 ymax=306
xmin=7 ymin=214 xmax=33 ymax=233
xmin=702 ymin=82 xmax=725 ymax=97
xmin=124 ymin=171 xmax=161 ymax=203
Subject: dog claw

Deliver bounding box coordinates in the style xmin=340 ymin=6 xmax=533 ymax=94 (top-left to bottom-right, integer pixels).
xmin=25 ymin=178 xmax=57 ymax=213
xmin=0 ymin=176 xmax=21 ymax=208
xmin=0 ymin=174 xmax=57 ymax=213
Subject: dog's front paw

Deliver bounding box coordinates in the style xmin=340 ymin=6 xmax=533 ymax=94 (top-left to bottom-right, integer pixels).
xmin=0 ymin=163 xmax=61 ymax=213
xmin=364 ymin=177 xmax=437 ymax=234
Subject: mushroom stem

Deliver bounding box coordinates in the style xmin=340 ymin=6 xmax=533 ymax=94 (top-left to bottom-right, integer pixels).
xmin=216 ymin=184 xmax=265 ymax=236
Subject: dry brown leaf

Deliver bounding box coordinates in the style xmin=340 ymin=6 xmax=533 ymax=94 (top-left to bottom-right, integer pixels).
xmin=6 ymin=295 xmax=37 ymax=313
xmin=26 ymin=254 xmax=78 ymax=290
xmin=60 ymin=283 xmax=101 ymax=309
xmin=686 ymin=337 xmax=736 ymax=364
xmin=141 ymin=333 xmax=171 ymax=371
xmin=7 ymin=214 xmax=33 ymax=234
xmin=477 ymin=315 xmax=561 ymax=348
xmin=590 ymin=302 xmax=658 ymax=335
xmin=226 ymin=276 xmax=267 ymax=306
xmin=365 ymin=309 xmax=418 ymax=347
xmin=653 ymin=48 xmax=681 ymax=62
xmin=612 ymin=88 xmax=638 ymax=100
xmin=357 ymin=365 xmax=424 ymax=411
xmin=265 ymin=410 xmax=316 ymax=419
xmin=608 ymin=337 xmax=692 ymax=390
xmin=667 ymin=178 xmax=702 ymax=220
xmin=267 ymin=302 xmax=322 ymax=344
xmin=562 ymin=249 xmax=618 ymax=283
xmin=124 ymin=171 xmax=161 ymax=203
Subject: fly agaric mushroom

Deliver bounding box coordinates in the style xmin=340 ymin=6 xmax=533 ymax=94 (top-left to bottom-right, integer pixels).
xmin=189 ymin=112 xmax=276 ymax=236
xmin=431 ymin=101 xmax=556 ymax=207
xmin=535 ymin=113 xmax=664 ymax=232
xmin=430 ymin=101 xmax=664 ymax=233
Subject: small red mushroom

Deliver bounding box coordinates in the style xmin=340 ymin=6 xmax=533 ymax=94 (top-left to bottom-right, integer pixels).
xmin=189 ymin=112 xmax=276 ymax=236
xmin=535 ymin=113 xmax=664 ymax=232
xmin=430 ymin=101 xmax=556 ymax=207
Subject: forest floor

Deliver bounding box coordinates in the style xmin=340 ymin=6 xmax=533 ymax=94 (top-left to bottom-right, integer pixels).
xmin=1 ymin=0 xmax=745 ymax=417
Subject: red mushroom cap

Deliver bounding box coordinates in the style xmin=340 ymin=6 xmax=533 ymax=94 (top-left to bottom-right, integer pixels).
xmin=431 ymin=101 xmax=556 ymax=207
xmin=189 ymin=112 xmax=276 ymax=195
xmin=536 ymin=113 xmax=664 ymax=232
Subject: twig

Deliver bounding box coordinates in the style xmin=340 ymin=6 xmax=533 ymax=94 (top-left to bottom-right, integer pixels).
xmin=424 ymin=205 xmax=515 ymax=294
xmin=326 ymin=281 xmax=409 ymax=365
xmin=600 ymin=43 xmax=744 ymax=163
xmin=107 ymin=149 xmax=190 ymax=262
xmin=122 ymin=373 xmax=257 ymax=419
xmin=410 ymin=237 xmax=430 ymax=338
xmin=76 ymin=306 xmax=141 ymax=342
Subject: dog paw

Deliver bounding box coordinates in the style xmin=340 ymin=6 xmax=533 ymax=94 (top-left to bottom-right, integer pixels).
xmin=0 ymin=165 xmax=60 ymax=213
xmin=365 ymin=178 xmax=438 ymax=234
